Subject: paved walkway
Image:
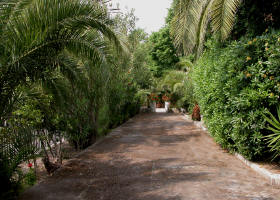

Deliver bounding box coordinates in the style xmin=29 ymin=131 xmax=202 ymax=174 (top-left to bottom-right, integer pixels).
xmin=21 ymin=113 xmax=280 ymax=200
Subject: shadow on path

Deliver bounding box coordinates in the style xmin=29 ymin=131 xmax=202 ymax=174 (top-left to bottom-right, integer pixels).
xmin=20 ymin=113 xmax=280 ymax=200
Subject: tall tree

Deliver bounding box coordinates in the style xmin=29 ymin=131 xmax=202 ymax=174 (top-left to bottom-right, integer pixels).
xmin=148 ymin=26 xmax=179 ymax=77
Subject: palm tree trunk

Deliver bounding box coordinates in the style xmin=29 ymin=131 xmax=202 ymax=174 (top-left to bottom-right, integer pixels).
xmin=87 ymin=100 xmax=98 ymax=146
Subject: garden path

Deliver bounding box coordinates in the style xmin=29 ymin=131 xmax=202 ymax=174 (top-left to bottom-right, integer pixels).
xmin=20 ymin=113 xmax=280 ymax=200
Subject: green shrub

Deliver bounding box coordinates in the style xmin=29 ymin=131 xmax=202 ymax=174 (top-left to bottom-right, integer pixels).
xmin=192 ymin=31 xmax=280 ymax=160
xmin=23 ymin=168 xmax=36 ymax=186
xmin=263 ymin=105 xmax=280 ymax=160
xmin=157 ymin=70 xmax=195 ymax=112
xmin=179 ymin=77 xmax=196 ymax=113
xmin=0 ymin=126 xmax=38 ymax=199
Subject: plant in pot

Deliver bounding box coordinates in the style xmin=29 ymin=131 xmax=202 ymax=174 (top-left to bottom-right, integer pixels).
xmin=192 ymin=103 xmax=201 ymax=121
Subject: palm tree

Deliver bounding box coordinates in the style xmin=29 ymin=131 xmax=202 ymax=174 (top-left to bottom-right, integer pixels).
xmin=0 ymin=1 xmax=122 ymax=196
xmin=0 ymin=0 xmax=121 ymax=119
xmin=170 ymin=0 xmax=241 ymax=58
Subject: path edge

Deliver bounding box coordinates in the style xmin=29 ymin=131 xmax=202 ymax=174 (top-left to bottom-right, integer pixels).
xmin=56 ymin=115 xmax=138 ymax=172
xmin=179 ymin=112 xmax=280 ymax=186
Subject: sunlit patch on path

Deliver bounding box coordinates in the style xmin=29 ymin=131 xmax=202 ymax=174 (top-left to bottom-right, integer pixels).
xmin=155 ymin=108 xmax=167 ymax=113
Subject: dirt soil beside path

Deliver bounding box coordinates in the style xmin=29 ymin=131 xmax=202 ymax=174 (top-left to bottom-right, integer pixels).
xmin=20 ymin=113 xmax=280 ymax=200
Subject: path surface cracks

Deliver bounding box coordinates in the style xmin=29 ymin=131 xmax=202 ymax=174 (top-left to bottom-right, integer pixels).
xmin=21 ymin=113 xmax=280 ymax=200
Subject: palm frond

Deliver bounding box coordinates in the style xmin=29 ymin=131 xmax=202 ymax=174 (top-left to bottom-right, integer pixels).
xmin=171 ymin=0 xmax=200 ymax=55
xmin=210 ymin=0 xmax=241 ymax=40
xmin=263 ymin=106 xmax=280 ymax=160
xmin=195 ymin=0 xmax=214 ymax=58
xmin=170 ymin=0 xmax=241 ymax=58
xmin=0 ymin=0 xmax=122 ymax=117
xmin=173 ymin=82 xmax=184 ymax=92
xmin=2 ymin=0 xmax=121 ymax=67
xmin=0 ymin=0 xmax=35 ymax=24
xmin=175 ymin=57 xmax=194 ymax=70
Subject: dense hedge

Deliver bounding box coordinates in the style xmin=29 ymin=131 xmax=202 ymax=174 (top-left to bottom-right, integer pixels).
xmin=192 ymin=31 xmax=280 ymax=160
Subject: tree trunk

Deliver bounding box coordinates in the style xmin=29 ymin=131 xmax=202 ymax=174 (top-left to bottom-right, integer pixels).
xmin=87 ymin=100 xmax=98 ymax=147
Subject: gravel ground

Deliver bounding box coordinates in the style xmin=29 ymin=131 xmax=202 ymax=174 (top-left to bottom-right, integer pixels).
xmin=20 ymin=113 xmax=280 ymax=200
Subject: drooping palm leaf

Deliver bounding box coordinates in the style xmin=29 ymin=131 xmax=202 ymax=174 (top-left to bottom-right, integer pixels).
xmin=210 ymin=0 xmax=241 ymax=40
xmin=170 ymin=0 xmax=242 ymax=58
xmin=171 ymin=0 xmax=201 ymax=55
xmin=0 ymin=0 xmax=122 ymax=117
xmin=195 ymin=0 xmax=214 ymax=58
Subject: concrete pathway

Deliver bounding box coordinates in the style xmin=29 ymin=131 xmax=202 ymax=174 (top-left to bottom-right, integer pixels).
xmin=20 ymin=113 xmax=280 ymax=200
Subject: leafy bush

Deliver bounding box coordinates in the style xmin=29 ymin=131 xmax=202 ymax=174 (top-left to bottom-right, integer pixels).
xmin=0 ymin=126 xmax=39 ymax=200
xmin=192 ymin=31 xmax=280 ymax=160
xmin=178 ymin=77 xmax=196 ymax=113
xmin=157 ymin=70 xmax=195 ymax=112
xmin=263 ymin=105 xmax=280 ymax=160
xmin=148 ymin=26 xmax=179 ymax=77
xmin=24 ymin=168 xmax=36 ymax=186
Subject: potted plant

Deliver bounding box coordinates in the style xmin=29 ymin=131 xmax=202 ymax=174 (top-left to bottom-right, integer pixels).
xmin=162 ymin=95 xmax=170 ymax=112
xmin=149 ymin=93 xmax=158 ymax=112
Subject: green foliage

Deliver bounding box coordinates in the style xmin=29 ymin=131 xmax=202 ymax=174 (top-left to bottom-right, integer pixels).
xmin=23 ymin=168 xmax=36 ymax=186
xmin=0 ymin=126 xmax=39 ymax=200
xmin=0 ymin=83 xmax=62 ymax=198
xmin=232 ymin=0 xmax=280 ymax=39
xmin=170 ymin=0 xmax=242 ymax=58
xmin=263 ymin=106 xmax=280 ymax=160
xmin=175 ymin=56 xmax=195 ymax=71
xmin=0 ymin=0 xmax=120 ymax=119
xmin=159 ymin=71 xmax=186 ymax=92
xmin=106 ymin=74 xmax=141 ymax=128
xmin=178 ymin=77 xmax=196 ymax=113
xmin=0 ymin=1 xmax=150 ymax=199
xmin=113 ymin=8 xmax=138 ymax=35
xmin=192 ymin=31 xmax=280 ymax=160
xmin=148 ymin=26 xmax=179 ymax=77
xmin=130 ymin=32 xmax=154 ymax=89
xmin=157 ymin=70 xmax=195 ymax=112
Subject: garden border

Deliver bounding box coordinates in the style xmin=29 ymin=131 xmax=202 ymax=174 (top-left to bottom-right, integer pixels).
xmin=70 ymin=117 xmax=137 ymax=159
xmin=175 ymin=110 xmax=280 ymax=186
xmin=55 ymin=117 xmax=138 ymax=175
